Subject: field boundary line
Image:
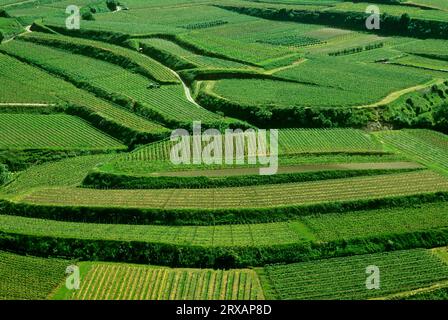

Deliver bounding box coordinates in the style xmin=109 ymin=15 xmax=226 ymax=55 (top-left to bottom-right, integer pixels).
xmin=355 ymin=78 xmax=445 ymax=109
xmin=266 ymin=58 xmax=307 ymax=75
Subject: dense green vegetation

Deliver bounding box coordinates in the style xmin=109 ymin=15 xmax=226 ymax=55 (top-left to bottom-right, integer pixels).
xmin=0 ymin=113 xmax=126 ymax=151
xmin=1 ymin=0 xmax=448 ymax=301
xmin=261 ymin=249 xmax=448 ymax=300
xmin=57 ymin=262 xmax=264 ymax=300
xmin=0 ymin=251 xmax=68 ymax=300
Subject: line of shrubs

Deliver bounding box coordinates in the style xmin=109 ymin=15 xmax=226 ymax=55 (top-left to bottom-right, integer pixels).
xmin=82 ymin=168 xmax=420 ymax=189
xmin=2 ymin=192 xmax=448 ymax=226
xmin=218 ymin=5 xmax=448 ymax=39
xmin=329 ymin=43 xmax=384 ymax=56
xmin=1 ymin=227 xmax=448 ymax=268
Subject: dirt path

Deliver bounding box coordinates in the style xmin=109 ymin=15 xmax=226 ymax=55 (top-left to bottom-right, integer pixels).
xmin=3 ymin=24 xmax=32 ymax=44
xmin=169 ymin=69 xmax=202 ymax=108
xmin=0 ymin=102 xmax=56 ymax=106
xmin=265 ymin=58 xmax=307 ymax=75
xmin=356 ymin=78 xmax=445 ymax=109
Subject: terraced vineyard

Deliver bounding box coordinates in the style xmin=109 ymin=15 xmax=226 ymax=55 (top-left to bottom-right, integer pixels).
xmin=377 ymin=130 xmax=448 ymax=173
xmin=0 ymin=52 xmax=170 ymax=142
xmin=261 ymin=249 xmax=448 ymax=300
xmin=59 ymin=263 xmax=264 ymax=300
xmin=17 ymin=170 xmax=448 ymax=209
xmin=0 ymin=40 xmax=231 ymax=127
xmin=0 ymin=114 xmax=126 ymax=151
xmin=0 ymin=251 xmax=68 ymax=300
xmin=1 ymin=0 xmax=448 ymax=302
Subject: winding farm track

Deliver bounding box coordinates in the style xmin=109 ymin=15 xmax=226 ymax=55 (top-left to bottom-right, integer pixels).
xmin=356 ymin=78 xmax=445 ymax=109
xmin=2 ymin=25 xmax=31 ymax=44
xmin=169 ymin=68 xmax=202 ymax=108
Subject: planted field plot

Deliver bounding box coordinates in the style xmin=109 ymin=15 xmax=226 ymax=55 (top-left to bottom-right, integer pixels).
xmin=0 ymin=215 xmax=312 ymax=246
xmin=139 ymin=38 xmax=250 ymax=69
xmin=2 ymin=154 xmax=113 ymax=195
xmin=390 ymin=54 xmax=448 ymax=72
xmin=0 ymin=52 xmax=169 ymax=138
xmin=0 ymin=40 xmax=226 ymax=126
xmin=61 ymin=263 xmax=264 ymax=300
xmin=0 ymin=114 xmax=125 ymax=151
xmin=18 ymin=171 xmax=448 ymax=209
xmin=278 ymin=129 xmax=382 ymax=154
xmin=0 ymin=251 xmax=68 ymax=300
xmin=301 ymin=201 xmax=448 ymax=242
xmin=377 ymin=130 xmax=448 ymax=173
xmin=211 ymin=57 xmax=440 ymax=108
xmin=125 ymin=128 xmax=383 ymax=163
xmin=0 ymin=17 xmax=24 ymax=39
xmin=21 ymin=32 xmax=179 ymax=83
xmin=262 ymin=249 xmax=448 ymax=300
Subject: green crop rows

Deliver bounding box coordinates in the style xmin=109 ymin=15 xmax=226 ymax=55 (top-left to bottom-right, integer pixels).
xmin=0 ymin=114 xmax=126 ymax=151
xmin=263 ymin=249 xmax=448 ymax=300
xmin=1 ymin=0 xmax=448 ymax=301
xmin=61 ymin=263 xmax=264 ymax=300
xmin=0 ymin=251 xmax=68 ymax=300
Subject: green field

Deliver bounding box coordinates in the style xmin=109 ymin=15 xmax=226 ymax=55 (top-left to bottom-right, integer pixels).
xmin=57 ymin=262 xmax=264 ymax=300
xmin=1 ymin=0 xmax=448 ymax=301
xmin=261 ymin=249 xmax=448 ymax=300
xmin=0 ymin=251 xmax=68 ymax=300
xmin=15 ymin=171 xmax=448 ymax=210
xmin=0 ymin=52 xmax=170 ymax=141
xmin=0 ymin=114 xmax=126 ymax=151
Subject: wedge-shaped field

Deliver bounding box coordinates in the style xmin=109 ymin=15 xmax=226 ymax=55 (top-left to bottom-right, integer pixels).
xmin=139 ymin=38 xmax=251 ymax=69
xmin=0 ymin=114 xmax=126 ymax=151
xmin=57 ymin=262 xmax=264 ymax=300
xmin=16 ymin=171 xmax=448 ymax=209
xmin=377 ymin=129 xmax=448 ymax=173
xmin=261 ymin=249 xmax=448 ymax=300
xmin=0 ymin=251 xmax=68 ymax=300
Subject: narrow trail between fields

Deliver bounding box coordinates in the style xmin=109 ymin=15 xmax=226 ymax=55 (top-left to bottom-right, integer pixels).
xmin=0 ymin=102 xmax=56 ymax=106
xmin=356 ymin=78 xmax=446 ymax=109
xmin=265 ymin=58 xmax=307 ymax=75
xmin=169 ymin=69 xmax=202 ymax=108
xmin=3 ymin=25 xmax=32 ymax=44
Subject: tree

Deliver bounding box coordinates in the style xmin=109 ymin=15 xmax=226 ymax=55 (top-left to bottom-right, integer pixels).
xmin=81 ymin=11 xmax=95 ymax=21
xmin=0 ymin=30 xmax=4 ymax=43
xmin=106 ymin=0 xmax=119 ymax=11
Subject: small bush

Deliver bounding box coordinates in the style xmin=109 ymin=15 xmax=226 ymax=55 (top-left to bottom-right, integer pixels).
xmin=0 ymin=164 xmax=11 ymax=185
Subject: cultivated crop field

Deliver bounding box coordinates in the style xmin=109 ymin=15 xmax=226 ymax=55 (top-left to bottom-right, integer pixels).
xmin=261 ymin=249 xmax=448 ymax=300
xmin=58 ymin=263 xmax=264 ymax=300
xmin=0 ymin=113 xmax=126 ymax=151
xmin=1 ymin=0 xmax=448 ymax=302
